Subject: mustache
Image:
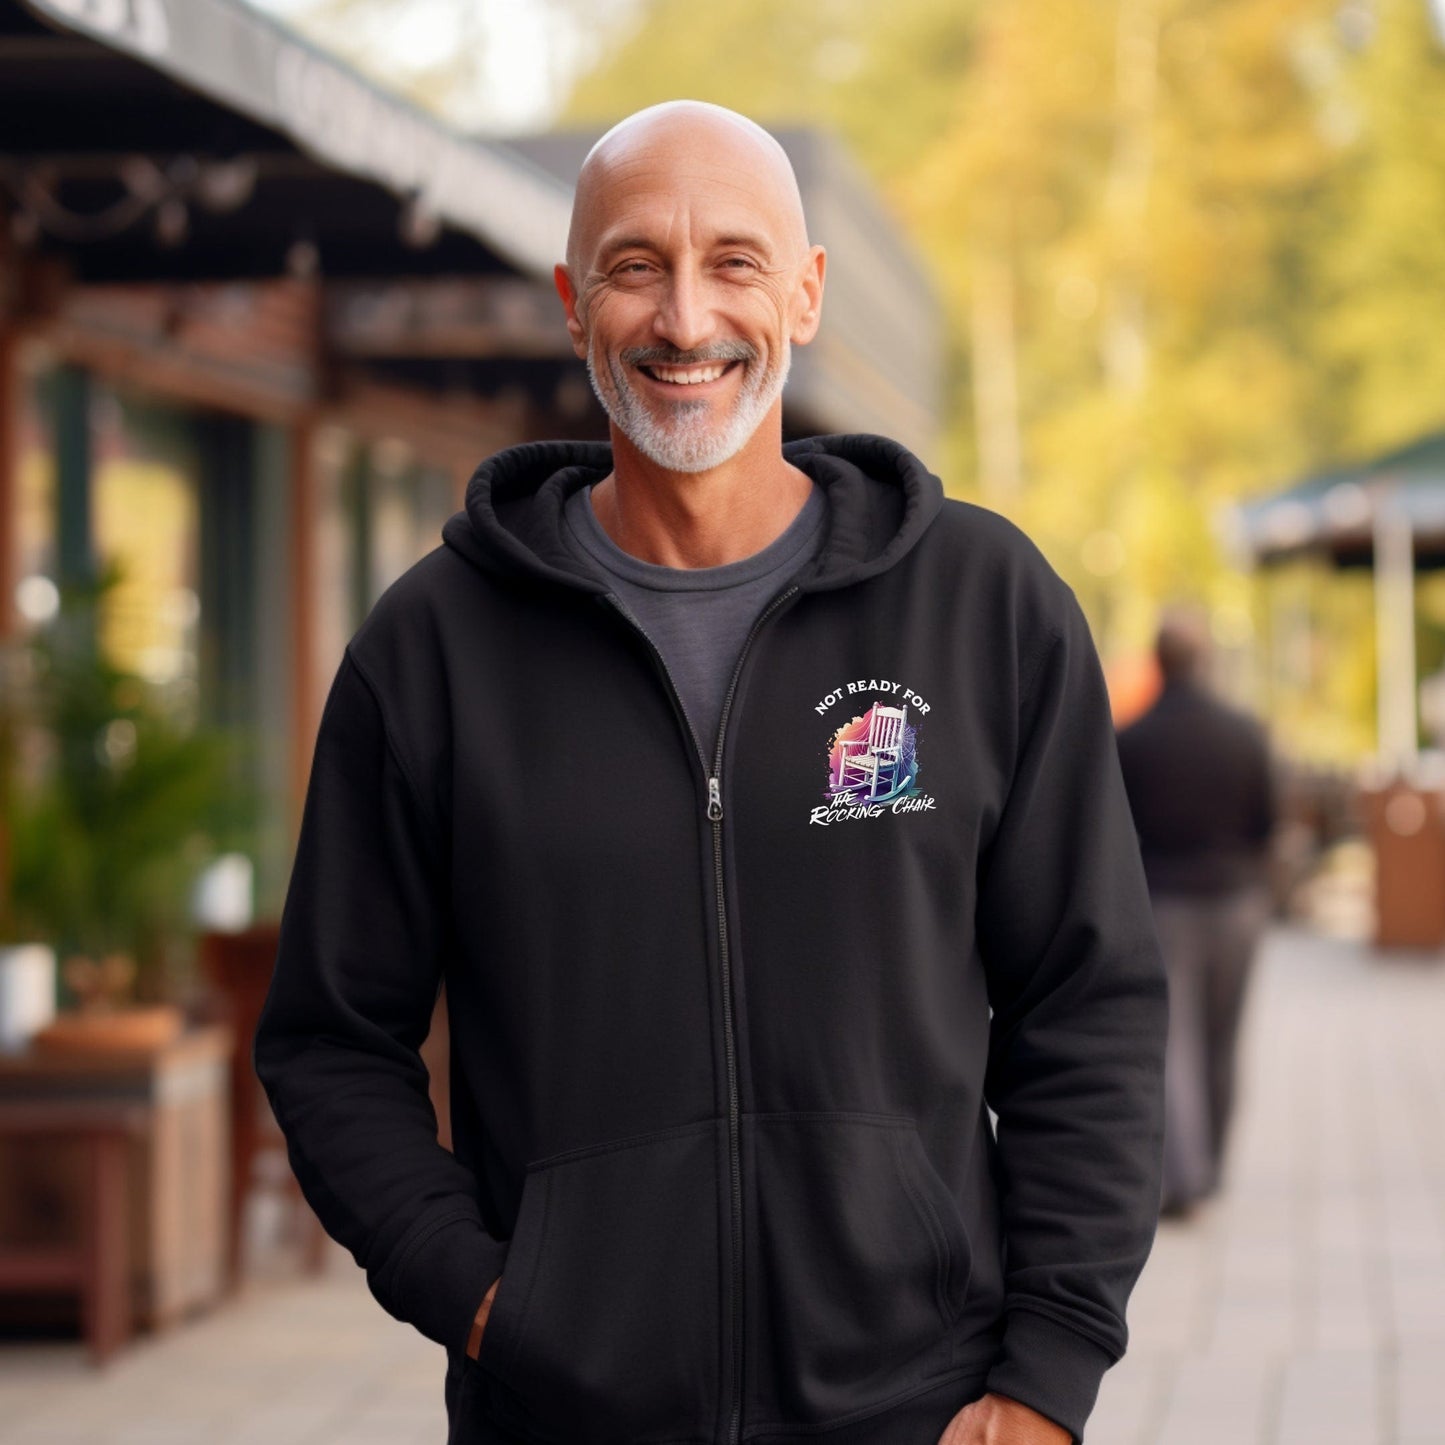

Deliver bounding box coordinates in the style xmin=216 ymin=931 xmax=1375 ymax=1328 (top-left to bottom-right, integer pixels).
xmin=621 ymin=341 xmax=757 ymax=368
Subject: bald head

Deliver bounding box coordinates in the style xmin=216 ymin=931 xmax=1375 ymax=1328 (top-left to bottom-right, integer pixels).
xmin=565 ymin=101 xmax=810 ymax=280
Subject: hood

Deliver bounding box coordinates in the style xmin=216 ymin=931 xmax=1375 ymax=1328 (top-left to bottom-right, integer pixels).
xmin=440 ymin=433 xmax=946 ymax=595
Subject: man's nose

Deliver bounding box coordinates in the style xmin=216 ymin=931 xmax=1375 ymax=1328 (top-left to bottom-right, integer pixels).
xmin=653 ymin=264 xmax=715 ymax=353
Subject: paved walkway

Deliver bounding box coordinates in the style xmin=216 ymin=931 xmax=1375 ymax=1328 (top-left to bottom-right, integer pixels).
xmin=1090 ymin=923 xmax=1445 ymax=1445
xmin=1 ymin=920 xmax=1442 ymax=1444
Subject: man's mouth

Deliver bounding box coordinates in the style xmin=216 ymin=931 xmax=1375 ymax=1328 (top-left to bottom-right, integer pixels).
xmin=636 ymin=359 xmax=743 ymax=388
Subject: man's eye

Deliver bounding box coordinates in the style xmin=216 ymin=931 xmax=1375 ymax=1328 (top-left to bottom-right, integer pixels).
xmin=721 ymin=256 xmax=757 ymax=270
xmin=615 ymin=261 xmax=653 ymax=276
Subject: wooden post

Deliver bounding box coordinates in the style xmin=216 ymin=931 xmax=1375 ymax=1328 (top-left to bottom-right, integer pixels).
xmin=0 ymin=329 xmax=17 ymax=644
xmin=287 ymin=413 xmax=319 ymax=834
xmin=0 ymin=257 xmax=18 ymax=927
xmin=53 ymin=363 xmax=93 ymax=589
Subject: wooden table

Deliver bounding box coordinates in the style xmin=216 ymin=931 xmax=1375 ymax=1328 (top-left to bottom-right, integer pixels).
xmin=0 ymin=1024 xmax=233 ymax=1360
xmin=0 ymin=1098 xmax=148 ymax=1363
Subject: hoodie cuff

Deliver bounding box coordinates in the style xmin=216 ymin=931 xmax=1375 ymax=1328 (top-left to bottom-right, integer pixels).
xmin=983 ymin=1307 xmax=1117 ymax=1444
xmin=384 ymin=1212 xmax=510 ymax=1357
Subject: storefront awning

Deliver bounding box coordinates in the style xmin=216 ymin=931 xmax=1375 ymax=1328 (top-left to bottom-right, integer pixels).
xmin=16 ymin=0 xmax=571 ymax=280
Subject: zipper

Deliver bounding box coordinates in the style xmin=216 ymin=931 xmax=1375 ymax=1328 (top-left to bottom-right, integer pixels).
xmin=596 ymin=580 xmax=802 ymax=1445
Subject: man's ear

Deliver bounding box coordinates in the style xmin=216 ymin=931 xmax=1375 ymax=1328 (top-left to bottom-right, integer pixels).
xmin=554 ymin=262 xmax=588 ymax=359
xmin=790 ymin=244 xmax=827 ymax=346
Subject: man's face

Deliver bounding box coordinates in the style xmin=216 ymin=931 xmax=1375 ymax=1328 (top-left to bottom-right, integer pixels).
xmin=556 ymin=124 xmax=824 ymax=473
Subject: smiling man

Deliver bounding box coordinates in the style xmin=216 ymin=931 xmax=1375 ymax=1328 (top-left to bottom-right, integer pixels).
xmin=559 ymin=103 xmax=817 ymax=521
xmin=254 ymin=100 xmax=1168 ymax=1445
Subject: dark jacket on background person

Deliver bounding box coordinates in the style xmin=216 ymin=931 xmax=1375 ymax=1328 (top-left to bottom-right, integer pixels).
xmin=251 ymin=433 xmax=1169 ymax=1445
xmin=1115 ymin=676 xmax=1279 ymax=896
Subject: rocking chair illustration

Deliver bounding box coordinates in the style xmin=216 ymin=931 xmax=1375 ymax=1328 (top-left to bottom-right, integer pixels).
xmin=835 ymin=703 xmax=909 ymax=801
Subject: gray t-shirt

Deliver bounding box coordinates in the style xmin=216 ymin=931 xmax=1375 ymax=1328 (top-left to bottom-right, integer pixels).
xmin=560 ymin=478 xmax=829 ymax=766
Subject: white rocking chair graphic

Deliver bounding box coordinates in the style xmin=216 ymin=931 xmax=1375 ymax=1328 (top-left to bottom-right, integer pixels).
xmin=835 ymin=702 xmax=908 ymax=801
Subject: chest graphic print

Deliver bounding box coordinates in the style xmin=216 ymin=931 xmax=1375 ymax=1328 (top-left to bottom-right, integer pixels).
xmin=810 ymin=679 xmax=939 ymax=826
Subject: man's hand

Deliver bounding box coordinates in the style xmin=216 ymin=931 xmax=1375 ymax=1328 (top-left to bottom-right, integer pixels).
xmin=464 ymin=1274 xmax=502 ymax=1361
xmin=937 ymin=1392 xmax=1071 ymax=1445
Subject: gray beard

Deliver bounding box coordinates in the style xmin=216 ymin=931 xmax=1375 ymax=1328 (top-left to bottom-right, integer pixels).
xmin=586 ymin=340 xmax=791 ymax=473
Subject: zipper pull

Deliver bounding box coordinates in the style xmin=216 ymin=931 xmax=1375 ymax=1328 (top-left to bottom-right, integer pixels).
xmin=707 ymin=776 xmax=723 ymax=821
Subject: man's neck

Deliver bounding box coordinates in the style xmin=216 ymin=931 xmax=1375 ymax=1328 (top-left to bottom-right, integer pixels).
xmin=588 ymin=419 xmax=815 ymax=569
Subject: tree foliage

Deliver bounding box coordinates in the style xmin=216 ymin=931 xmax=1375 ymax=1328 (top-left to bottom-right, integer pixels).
xmin=561 ymin=0 xmax=1445 ymax=760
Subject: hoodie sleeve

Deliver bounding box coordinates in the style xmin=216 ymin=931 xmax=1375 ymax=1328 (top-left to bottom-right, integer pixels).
xmin=975 ymin=583 xmax=1168 ymax=1443
xmin=252 ymin=644 xmax=507 ymax=1358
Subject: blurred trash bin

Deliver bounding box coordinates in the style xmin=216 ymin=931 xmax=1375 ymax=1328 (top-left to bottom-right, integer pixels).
xmin=1358 ymin=757 xmax=1445 ymax=949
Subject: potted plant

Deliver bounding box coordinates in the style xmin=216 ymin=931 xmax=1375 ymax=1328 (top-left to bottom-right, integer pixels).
xmin=0 ymin=559 xmax=255 ymax=1049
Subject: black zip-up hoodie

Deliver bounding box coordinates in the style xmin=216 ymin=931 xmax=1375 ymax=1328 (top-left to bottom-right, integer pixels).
xmin=253 ymin=433 xmax=1167 ymax=1445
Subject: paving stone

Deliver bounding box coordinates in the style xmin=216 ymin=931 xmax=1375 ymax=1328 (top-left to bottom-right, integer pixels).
xmin=1274 ymin=1350 xmax=1382 ymax=1445
xmin=1152 ymin=1353 xmax=1275 ymax=1445
xmin=1396 ymin=1347 xmax=1445 ymax=1444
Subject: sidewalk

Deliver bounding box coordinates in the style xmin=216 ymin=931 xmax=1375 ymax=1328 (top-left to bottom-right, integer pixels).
xmin=1 ymin=920 xmax=1441 ymax=1444
xmin=0 ymin=1232 xmax=443 ymax=1445
xmin=1091 ymin=921 xmax=1445 ymax=1445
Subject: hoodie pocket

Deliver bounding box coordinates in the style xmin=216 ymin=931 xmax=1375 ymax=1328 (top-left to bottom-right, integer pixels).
xmin=745 ymin=1111 xmax=973 ymax=1432
xmin=470 ymin=1119 xmax=720 ymax=1445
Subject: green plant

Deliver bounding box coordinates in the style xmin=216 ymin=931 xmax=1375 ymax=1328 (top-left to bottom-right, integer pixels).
xmin=0 ymin=559 xmax=257 ymax=1005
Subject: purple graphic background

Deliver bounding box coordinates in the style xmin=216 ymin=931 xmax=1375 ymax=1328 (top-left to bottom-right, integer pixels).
xmin=824 ymin=700 xmax=920 ymax=802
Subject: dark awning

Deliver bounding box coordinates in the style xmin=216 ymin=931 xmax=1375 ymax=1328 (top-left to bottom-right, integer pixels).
xmin=8 ymin=0 xmax=570 ymax=279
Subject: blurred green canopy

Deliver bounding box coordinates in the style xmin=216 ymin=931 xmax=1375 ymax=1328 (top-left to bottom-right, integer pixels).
xmin=1231 ymin=429 xmax=1445 ymax=570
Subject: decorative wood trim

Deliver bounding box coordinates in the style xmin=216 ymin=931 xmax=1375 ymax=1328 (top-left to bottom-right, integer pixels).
xmin=325 ymin=277 xmax=570 ymax=361
xmin=41 ymin=277 xmax=322 ymax=424
xmin=324 ymin=373 xmax=525 ymax=477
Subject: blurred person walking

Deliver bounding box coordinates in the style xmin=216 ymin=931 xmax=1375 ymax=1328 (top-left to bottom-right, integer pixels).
xmin=1116 ymin=605 xmax=1279 ymax=1217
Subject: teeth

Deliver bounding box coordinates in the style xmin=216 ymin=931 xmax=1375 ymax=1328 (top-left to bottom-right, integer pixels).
xmin=646 ymin=363 xmax=730 ymax=385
